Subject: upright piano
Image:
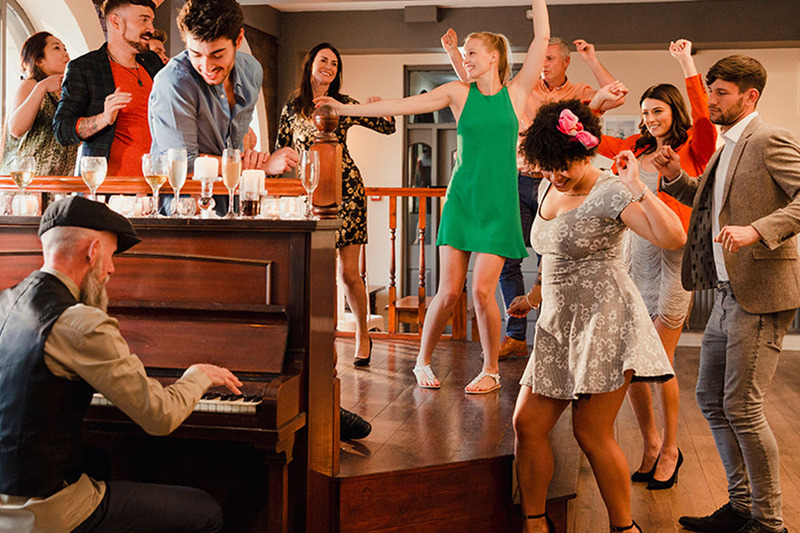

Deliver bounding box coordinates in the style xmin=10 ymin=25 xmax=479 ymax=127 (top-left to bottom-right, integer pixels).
xmin=0 ymin=216 xmax=340 ymax=532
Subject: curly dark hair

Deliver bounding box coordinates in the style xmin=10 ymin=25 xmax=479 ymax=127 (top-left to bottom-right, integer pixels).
xmin=520 ymin=99 xmax=601 ymax=172
xmin=633 ymin=84 xmax=691 ymax=154
xmin=294 ymin=43 xmax=344 ymax=117
xmin=177 ymin=0 xmax=244 ymax=43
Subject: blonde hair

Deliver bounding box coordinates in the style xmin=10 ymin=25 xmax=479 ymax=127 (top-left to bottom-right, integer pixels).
xmin=465 ymin=32 xmax=513 ymax=85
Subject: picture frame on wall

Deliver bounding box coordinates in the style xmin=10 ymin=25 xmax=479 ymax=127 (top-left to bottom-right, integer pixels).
xmin=602 ymin=115 xmax=640 ymax=139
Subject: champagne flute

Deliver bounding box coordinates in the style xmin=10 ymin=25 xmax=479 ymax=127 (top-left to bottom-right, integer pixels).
xmin=221 ymin=148 xmax=241 ymax=218
xmin=142 ymin=153 xmax=168 ymax=218
xmin=80 ymin=156 xmax=107 ymax=201
xmin=9 ymin=155 xmax=36 ymax=193
xmin=299 ymin=150 xmax=320 ymax=217
xmin=167 ymin=148 xmax=187 ymax=217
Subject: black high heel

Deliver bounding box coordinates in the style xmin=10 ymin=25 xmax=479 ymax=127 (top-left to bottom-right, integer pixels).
xmin=647 ymin=448 xmax=683 ymax=490
xmin=631 ymin=454 xmax=659 ymax=483
xmin=523 ymin=512 xmax=554 ymax=533
xmin=353 ymin=337 xmax=372 ymax=367
xmin=611 ymin=521 xmax=642 ymax=532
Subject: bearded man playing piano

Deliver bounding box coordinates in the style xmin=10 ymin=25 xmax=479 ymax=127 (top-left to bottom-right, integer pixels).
xmin=0 ymin=196 xmax=240 ymax=533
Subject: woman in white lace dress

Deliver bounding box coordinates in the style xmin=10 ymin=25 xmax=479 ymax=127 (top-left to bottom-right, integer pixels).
xmin=507 ymin=100 xmax=685 ymax=533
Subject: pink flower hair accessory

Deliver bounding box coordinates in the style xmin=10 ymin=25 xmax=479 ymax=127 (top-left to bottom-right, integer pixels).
xmin=556 ymin=109 xmax=599 ymax=149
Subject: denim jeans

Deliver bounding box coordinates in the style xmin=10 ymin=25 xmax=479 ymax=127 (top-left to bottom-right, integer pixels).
xmin=697 ymin=282 xmax=794 ymax=532
xmin=499 ymin=173 xmax=541 ymax=340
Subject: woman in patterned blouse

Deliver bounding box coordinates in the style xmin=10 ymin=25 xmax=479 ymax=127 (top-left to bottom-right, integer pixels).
xmin=1 ymin=32 xmax=78 ymax=176
xmin=275 ymin=43 xmax=396 ymax=365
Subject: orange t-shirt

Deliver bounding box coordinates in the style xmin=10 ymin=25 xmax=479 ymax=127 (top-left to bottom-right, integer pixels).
xmin=521 ymin=77 xmax=596 ymax=130
xmin=107 ymin=59 xmax=153 ymax=177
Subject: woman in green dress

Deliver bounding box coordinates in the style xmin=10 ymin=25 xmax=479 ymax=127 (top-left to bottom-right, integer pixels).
xmin=317 ymin=0 xmax=550 ymax=394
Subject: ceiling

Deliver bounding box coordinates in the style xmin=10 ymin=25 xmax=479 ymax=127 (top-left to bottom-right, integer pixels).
xmin=248 ymin=0 xmax=708 ymax=12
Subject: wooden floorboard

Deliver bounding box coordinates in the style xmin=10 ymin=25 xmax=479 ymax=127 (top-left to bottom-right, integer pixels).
xmin=335 ymin=339 xmax=800 ymax=532
xmin=571 ymin=346 xmax=800 ymax=533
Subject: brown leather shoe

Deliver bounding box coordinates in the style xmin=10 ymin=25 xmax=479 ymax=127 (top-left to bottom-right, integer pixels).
xmin=498 ymin=336 xmax=528 ymax=360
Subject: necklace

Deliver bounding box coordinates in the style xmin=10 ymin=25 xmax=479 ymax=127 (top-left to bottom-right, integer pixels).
xmin=107 ymin=49 xmax=143 ymax=87
xmin=563 ymin=191 xmax=589 ymax=197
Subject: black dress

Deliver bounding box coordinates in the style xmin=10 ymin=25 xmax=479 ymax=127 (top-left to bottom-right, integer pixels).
xmin=275 ymin=95 xmax=395 ymax=248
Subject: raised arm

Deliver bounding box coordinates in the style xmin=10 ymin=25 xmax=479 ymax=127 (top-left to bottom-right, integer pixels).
xmin=617 ymin=151 xmax=686 ymax=249
xmin=573 ymin=39 xmax=616 ymax=88
xmin=442 ymin=29 xmax=469 ymax=83
xmin=669 ymin=39 xmax=698 ymax=78
xmin=507 ymin=0 xmax=550 ymax=111
xmin=315 ymin=81 xmax=464 ymax=119
xmin=671 ymin=39 xmax=717 ymax=166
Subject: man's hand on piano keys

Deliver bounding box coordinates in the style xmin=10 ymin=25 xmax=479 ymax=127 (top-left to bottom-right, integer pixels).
xmin=190 ymin=364 xmax=243 ymax=395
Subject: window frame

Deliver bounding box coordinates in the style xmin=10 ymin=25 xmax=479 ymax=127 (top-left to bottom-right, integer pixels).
xmin=1 ymin=0 xmax=35 ymax=131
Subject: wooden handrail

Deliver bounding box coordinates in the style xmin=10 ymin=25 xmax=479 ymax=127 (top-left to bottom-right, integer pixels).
xmin=0 ymin=175 xmax=305 ymax=196
xmin=0 ymin=176 xmax=458 ymax=339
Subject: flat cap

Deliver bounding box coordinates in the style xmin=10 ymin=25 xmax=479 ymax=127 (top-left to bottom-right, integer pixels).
xmin=38 ymin=196 xmax=141 ymax=253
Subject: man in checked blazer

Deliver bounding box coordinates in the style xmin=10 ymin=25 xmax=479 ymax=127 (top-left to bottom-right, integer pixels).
xmin=655 ymin=55 xmax=800 ymax=533
xmin=53 ymin=0 xmax=163 ymax=176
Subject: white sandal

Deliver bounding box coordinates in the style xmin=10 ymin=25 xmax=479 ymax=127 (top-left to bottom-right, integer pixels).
xmin=413 ymin=364 xmax=440 ymax=389
xmin=464 ymin=371 xmax=501 ymax=394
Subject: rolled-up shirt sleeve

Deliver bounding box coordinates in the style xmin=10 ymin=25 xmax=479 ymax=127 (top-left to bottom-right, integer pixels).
xmin=149 ymin=70 xmax=201 ymax=168
xmin=44 ymin=304 xmax=211 ymax=436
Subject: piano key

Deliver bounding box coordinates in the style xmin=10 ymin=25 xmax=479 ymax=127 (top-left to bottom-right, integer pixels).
xmin=91 ymin=392 xmax=262 ymax=414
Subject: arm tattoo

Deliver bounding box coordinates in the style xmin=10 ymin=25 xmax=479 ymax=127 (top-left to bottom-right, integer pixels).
xmin=77 ymin=114 xmax=106 ymax=139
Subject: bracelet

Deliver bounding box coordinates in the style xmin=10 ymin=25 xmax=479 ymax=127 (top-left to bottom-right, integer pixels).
xmin=632 ymin=186 xmax=647 ymax=203
xmin=524 ymin=292 xmax=536 ymax=309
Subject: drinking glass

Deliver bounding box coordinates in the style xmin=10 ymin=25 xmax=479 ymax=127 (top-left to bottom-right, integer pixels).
xmin=141 ymin=153 xmax=168 ymax=218
xmin=221 ymin=148 xmax=241 ymax=218
xmin=8 ymin=155 xmax=36 ymax=193
xmin=80 ymin=156 xmax=106 ymax=201
xmin=298 ymin=151 xmax=320 ymax=217
xmin=167 ymin=148 xmax=188 ymax=217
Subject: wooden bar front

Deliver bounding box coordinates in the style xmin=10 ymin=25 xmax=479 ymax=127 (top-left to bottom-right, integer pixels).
xmin=0 ymin=216 xmax=340 ymax=532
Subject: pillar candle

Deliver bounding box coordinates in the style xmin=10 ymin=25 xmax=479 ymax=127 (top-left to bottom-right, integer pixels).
xmin=193 ymin=156 xmax=218 ymax=180
xmin=241 ymin=169 xmax=265 ymax=194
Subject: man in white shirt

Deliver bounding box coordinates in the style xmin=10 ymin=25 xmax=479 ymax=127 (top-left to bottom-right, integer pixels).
xmin=656 ymin=55 xmax=800 ymax=533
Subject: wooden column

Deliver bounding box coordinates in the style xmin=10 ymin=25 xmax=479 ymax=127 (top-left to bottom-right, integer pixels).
xmin=310 ymin=105 xmax=342 ymax=219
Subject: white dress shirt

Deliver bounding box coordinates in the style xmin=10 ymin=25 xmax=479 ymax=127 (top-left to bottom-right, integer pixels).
xmin=712 ymin=111 xmax=759 ymax=281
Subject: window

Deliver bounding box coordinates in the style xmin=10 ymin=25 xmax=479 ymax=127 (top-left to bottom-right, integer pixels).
xmin=1 ymin=0 xmax=35 ymax=130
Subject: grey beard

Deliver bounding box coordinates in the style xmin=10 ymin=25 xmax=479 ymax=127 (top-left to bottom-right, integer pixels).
xmin=80 ymin=263 xmax=109 ymax=313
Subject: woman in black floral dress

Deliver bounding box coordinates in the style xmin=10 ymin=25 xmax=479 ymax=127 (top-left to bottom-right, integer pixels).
xmin=276 ymin=42 xmax=396 ymax=365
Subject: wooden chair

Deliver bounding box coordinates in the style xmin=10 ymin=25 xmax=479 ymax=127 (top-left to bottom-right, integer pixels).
xmin=391 ymin=290 xmax=479 ymax=342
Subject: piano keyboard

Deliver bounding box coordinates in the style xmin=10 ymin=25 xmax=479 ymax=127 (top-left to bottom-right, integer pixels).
xmin=91 ymin=392 xmax=263 ymax=414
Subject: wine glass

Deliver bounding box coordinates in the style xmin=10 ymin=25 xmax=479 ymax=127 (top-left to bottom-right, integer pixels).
xmin=298 ymin=151 xmax=320 ymax=217
xmin=80 ymin=156 xmax=107 ymax=201
xmin=221 ymin=148 xmax=241 ymax=218
xmin=8 ymin=155 xmax=36 ymax=193
xmin=142 ymin=153 xmax=168 ymax=218
xmin=167 ymin=148 xmax=187 ymax=217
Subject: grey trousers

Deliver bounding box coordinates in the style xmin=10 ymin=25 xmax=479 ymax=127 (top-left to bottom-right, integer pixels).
xmin=697 ymin=282 xmax=794 ymax=532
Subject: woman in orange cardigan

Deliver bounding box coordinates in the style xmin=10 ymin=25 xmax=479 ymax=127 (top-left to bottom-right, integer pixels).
xmin=591 ymin=39 xmax=717 ymax=490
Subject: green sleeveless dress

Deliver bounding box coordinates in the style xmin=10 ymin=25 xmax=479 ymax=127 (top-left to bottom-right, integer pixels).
xmin=436 ymin=83 xmax=527 ymax=259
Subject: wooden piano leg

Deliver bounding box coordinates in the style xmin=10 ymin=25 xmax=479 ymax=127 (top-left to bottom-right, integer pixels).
xmin=268 ymin=460 xmax=289 ymax=533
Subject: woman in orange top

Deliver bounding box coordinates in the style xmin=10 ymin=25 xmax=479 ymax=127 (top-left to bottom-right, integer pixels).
xmin=591 ymin=39 xmax=717 ymax=491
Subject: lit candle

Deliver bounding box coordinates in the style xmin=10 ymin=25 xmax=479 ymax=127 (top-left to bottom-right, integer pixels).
xmin=240 ymin=169 xmax=265 ymax=194
xmin=193 ymin=156 xmax=218 ymax=180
